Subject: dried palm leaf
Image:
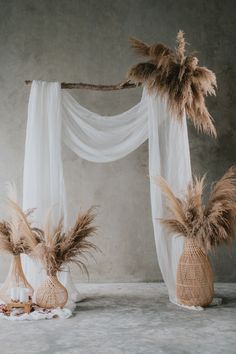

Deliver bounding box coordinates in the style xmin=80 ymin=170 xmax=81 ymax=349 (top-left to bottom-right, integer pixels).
xmin=129 ymin=36 xmax=173 ymax=62
xmin=155 ymin=166 xmax=236 ymax=252
xmin=127 ymin=31 xmax=217 ymax=137
xmin=31 ymin=207 xmax=98 ymax=276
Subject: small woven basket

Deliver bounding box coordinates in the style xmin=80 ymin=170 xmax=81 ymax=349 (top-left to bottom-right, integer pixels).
xmin=35 ymin=274 xmax=68 ymax=309
xmin=0 ymin=254 xmax=33 ymax=303
xmin=176 ymin=238 xmax=214 ymax=307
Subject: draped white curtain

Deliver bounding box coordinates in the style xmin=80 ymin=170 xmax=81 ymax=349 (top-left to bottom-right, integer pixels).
xmin=22 ymin=80 xmax=191 ymax=304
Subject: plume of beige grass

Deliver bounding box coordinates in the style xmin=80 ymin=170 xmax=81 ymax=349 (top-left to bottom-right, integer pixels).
xmin=0 ymin=183 xmax=40 ymax=255
xmin=155 ymin=166 xmax=236 ymax=252
xmin=30 ymin=207 xmax=98 ymax=276
xmin=127 ymin=30 xmax=217 ymax=137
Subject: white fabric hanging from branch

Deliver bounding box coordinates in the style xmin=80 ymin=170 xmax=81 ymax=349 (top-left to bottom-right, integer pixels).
xmin=62 ymin=90 xmax=148 ymax=162
xmin=146 ymin=93 xmax=192 ymax=301
xmin=22 ymin=81 xmax=80 ymax=303
xmin=22 ymin=80 xmax=191 ymax=304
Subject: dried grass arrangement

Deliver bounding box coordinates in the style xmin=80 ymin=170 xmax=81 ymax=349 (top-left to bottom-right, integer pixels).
xmin=127 ymin=31 xmax=217 ymax=137
xmin=31 ymin=208 xmax=97 ymax=309
xmin=0 ymin=185 xmax=40 ymax=303
xmin=156 ymin=167 xmax=236 ymax=306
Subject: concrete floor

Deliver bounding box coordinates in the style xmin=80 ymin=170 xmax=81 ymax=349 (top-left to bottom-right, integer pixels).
xmin=0 ymin=283 xmax=235 ymax=354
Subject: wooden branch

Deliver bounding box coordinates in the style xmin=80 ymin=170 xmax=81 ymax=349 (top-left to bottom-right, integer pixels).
xmin=25 ymin=80 xmax=140 ymax=90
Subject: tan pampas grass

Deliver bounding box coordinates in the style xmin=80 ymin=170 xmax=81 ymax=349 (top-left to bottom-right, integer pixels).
xmin=29 ymin=208 xmax=97 ymax=309
xmin=127 ymin=31 xmax=217 ymax=137
xmin=31 ymin=207 xmax=97 ymax=276
xmin=155 ymin=166 xmax=236 ymax=252
xmin=0 ymin=184 xmax=40 ymax=256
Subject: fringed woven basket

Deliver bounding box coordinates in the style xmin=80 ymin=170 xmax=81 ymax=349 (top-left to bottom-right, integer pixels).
xmin=0 ymin=254 xmax=33 ymax=303
xmin=35 ymin=274 xmax=68 ymax=309
xmin=176 ymin=238 xmax=214 ymax=307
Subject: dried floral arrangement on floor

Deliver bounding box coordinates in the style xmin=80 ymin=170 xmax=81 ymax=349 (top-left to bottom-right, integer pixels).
xmin=0 ymin=184 xmax=40 ymax=304
xmin=127 ymin=31 xmax=217 ymax=137
xmin=0 ymin=302 xmax=72 ymax=320
xmin=0 ymin=184 xmax=97 ymax=318
xmin=29 ymin=207 xmax=97 ymax=309
xmin=156 ymin=166 xmax=236 ymax=307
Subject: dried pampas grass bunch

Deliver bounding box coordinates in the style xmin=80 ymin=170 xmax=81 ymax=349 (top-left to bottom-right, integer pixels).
xmin=32 ymin=207 xmax=97 ymax=276
xmin=30 ymin=208 xmax=97 ymax=309
xmin=127 ymin=31 xmax=217 ymax=137
xmin=156 ymin=167 xmax=236 ymax=252
xmin=0 ymin=184 xmax=39 ymax=256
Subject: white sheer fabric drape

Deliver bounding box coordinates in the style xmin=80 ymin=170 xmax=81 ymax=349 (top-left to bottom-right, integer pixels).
xmin=22 ymin=81 xmax=80 ymax=303
xmin=22 ymin=80 xmax=191 ymax=303
xmin=146 ymin=94 xmax=192 ymax=301
xmin=62 ymin=90 xmax=148 ymax=162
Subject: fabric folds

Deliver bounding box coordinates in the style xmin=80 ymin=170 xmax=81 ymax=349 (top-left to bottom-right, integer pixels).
xmin=62 ymin=90 xmax=148 ymax=162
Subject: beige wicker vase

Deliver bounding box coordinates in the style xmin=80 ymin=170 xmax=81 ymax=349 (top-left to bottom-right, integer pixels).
xmin=0 ymin=254 xmax=33 ymax=303
xmin=176 ymin=238 xmax=214 ymax=307
xmin=35 ymin=274 xmax=68 ymax=309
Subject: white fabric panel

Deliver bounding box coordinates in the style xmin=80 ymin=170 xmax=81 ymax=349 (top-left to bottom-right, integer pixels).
xmin=22 ymin=80 xmax=192 ymax=304
xmin=62 ymin=90 xmax=148 ymax=162
xmin=23 ymin=81 xmax=65 ymax=228
xmin=22 ymin=81 xmax=80 ymax=302
xmin=147 ymin=94 xmax=192 ymax=301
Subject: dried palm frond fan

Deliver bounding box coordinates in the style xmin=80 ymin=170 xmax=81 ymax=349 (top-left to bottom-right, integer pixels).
xmin=31 ymin=208 xmax=97 ymax=309
xmin=0 ymin=184 xmax=40 ymax=303
xmin=156 ymin=167 xmax=236 ymax=307
xmin=127 ymin=31 xmax=217 ymax=137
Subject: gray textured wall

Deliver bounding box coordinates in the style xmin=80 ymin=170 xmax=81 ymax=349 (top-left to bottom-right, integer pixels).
xmin=0 ymin=0 xmax=235 ymax=283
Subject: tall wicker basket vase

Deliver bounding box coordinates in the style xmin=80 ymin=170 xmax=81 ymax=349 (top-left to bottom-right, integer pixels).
xmin=176 ymin=238 xmax=214 ymax=307
xmin=0 ymin=254 xmax=33 ymax=303
xmin=35 ymin=274 xmax=68 ymax=309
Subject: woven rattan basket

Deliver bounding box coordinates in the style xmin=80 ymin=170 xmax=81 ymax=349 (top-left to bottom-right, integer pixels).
xmin=35 ymin=274 xmax=68 ymax=309
xmin=176 ymin=238 xmax=214 ymax=307
xmin=0 ymin=254 xmax=33 ymax=303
